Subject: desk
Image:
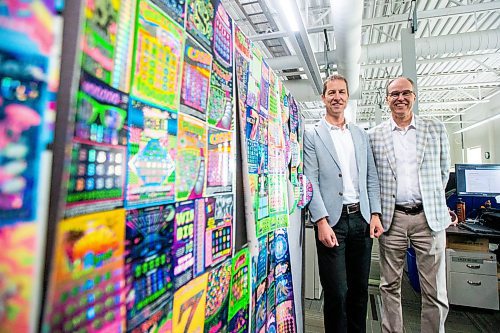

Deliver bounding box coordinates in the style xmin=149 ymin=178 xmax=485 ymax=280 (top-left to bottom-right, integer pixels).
xmin=445 ymin=225 xmax=500 ymax=310
xmin=446 ymin=225 xmax=500 ymax=243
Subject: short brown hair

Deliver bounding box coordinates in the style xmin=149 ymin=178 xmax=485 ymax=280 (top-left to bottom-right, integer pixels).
xmin=386 ymin=76 xmax=415 ymax=96
xmin=322 ymin=74 xmax=349 ymax=96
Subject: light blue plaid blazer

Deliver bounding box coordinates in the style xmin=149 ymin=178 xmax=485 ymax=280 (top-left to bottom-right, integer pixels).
xmin=368 ymin=115 xmax=451 ymax=232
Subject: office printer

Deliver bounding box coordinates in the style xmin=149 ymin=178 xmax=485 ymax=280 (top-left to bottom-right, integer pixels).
xmin=482 ymin=209 xmax=500 ymax=231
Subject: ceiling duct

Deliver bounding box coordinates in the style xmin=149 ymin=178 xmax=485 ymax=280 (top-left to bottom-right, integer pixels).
xmin=362 ymin=28 xmax=500 ymax=63
xmin=266 ymin=29 xmax=500 ymax=71
xmin=329 ymin=0 xmax=363 ymax=99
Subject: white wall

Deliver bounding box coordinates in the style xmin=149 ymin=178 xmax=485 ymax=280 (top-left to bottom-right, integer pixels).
xmin=288 ymin=207 xmax=303 ymax=332
xmin=446 ymin=92 xmax=500 ymax=167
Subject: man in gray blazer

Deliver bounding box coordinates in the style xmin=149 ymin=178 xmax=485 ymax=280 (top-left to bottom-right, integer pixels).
xmin=304 ymin=74 xmax=383 ymax=333
xmin=369 ymin=77 xmax=451 ymax=333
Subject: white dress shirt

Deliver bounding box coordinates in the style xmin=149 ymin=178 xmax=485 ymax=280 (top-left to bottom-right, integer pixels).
xmin=391 ymin=117 xmax=422 ymax=206
xmin=324 ymin=118 xmax=359 ymax=204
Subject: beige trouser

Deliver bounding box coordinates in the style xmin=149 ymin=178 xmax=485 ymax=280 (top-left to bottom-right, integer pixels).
xmin=379 ymin=210 xmax=449 ymax=333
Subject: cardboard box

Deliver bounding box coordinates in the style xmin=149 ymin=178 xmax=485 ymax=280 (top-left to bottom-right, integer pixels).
xmin=446 ymin=235 xmax=489 ymax=252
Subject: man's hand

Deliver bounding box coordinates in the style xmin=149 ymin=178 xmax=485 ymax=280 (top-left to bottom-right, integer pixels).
xmin=317 ymin=218 xmax=339 ymax=247
xmin=369 ymin=214 xmax=384 ymax=239
xmin=448 ymin=208 xmax=458 ymax=225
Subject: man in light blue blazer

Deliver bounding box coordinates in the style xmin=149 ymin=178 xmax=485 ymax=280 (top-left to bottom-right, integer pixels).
xmin=304 ymin=74 xmax=383 ymax=333
xmin=369 ymin=77 xmax=451 ymax=333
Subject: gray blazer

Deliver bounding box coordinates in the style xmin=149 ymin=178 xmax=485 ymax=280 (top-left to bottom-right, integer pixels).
xmin=304 ymin=120 xmax=381 ymax=227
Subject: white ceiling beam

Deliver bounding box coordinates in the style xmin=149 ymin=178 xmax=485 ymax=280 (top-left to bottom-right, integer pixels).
xmin=472 ymin=59 xmax=500 ymax=77
xmin=247 ymin=1 xmax=500 ymax=42
xmin=249 ymin=30 xmax=288 ymax=41
xmin=273 ymin=0 xmax=323 ymax=94
xmin=448 ymin=0 xmax=465 ymax=7
xmin=455 ymin=87 xmax=480 ymax=101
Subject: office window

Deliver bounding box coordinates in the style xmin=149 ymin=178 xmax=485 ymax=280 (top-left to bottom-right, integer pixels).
xmin=466 ymin=146 xmax=482 ymax=164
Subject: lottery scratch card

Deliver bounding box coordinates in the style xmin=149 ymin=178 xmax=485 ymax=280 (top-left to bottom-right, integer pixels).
xmin=204 ymin=259 xmax=231 ymax=333
xmin=206 ymin=127 xmax=233 ymax=195
xmin=131 ymin=0 xmax=184 ymax=110
xmin=268 ymin=117 xmax=286 ymax=174
xmin=256 ymin=173 xmax=269 ymax=222
xmin=228 ymin=248 xmax=250 ymax=333
xmin=180 ymin=36 xmax=212 ymax=120
xmin=185 ymin=0 xmax=216 ymax=52
xmin=45 ymin=209 xmax=126 ymax=333
xmin=234 ymin=50 xmax=250 ymax=119
xmin=207 ymin=60 xmax=234 ymax=130
xmin=289 ymin=96 xmax=300 ymax=170
xmin=112 ymin=0 xmax=137 ymax=93
xmin=0 ymin=50 xmax=47 ymax=224
xmin=81 ymin=0 xmax=119 ymax=86
xmin=244 ymin=106 xmax=261 ymax=174
xmin=204 ymin=195 xmax=233 ymax=268
xmin=172 ymin=272 xmax=208 ymax=333
xmin=288 ymin=95 xmax=299 ymax=140
xmin=212 ymin=2 xmax=233 ymax=69
xmin=274 ymin=230 xmax=296 ymax=333
xmin=126 ymin=98 xmax=177 ymax=208
xmin=266 ymin=232 xmax=276 ymax=328
xmin=246 ymin=47 xmax=262 ymax=110
xmin=0 ymin=1 xmax=56 ymax=55
xmin=175 ymin=114 xmax=206 ymax=201
xmin=259 ymin=61 xmax=269 ymax=116
xmin=125 ymin=204 xmax=175 ymax=330
xmin=255 ymin=280 xmax=267 ymax=333
xmin=276 ymin=300 xmax=296 ymax=333
xmin=234 ymin=25 xmax=251 ymax=59
xmin=268 ymin=174 xmax=288 ymax=216
xmin=208 ymin=2 xmax=235 ymax=130
xmin=74 ymin=71 xmax=129 ymax=146
xmin=151 ymin=0 xmax=186 ymax=26
xmin=268 ymin=71 xmax=279 ymax=119
xmin=65 ymin=141 xmax=126 ymax=217
xmin=256 ymin=235 xmax=268 ymax=287
xmin=0 ymin=222 xmax=37 ymax=332
xmin=190 ymin=198 xmax=206 ymax=278
xmin=129 ymin=302 xmax=172 ymax=333
xmin=173 ymin=200 xmax=196 ymax=290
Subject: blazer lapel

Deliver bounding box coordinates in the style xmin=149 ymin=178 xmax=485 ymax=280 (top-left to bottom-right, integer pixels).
xmin=415 ymin=115 xmax=428 ymax=168
xmin=382 ymin=121 xmax=397 ymax=175
xmin=315 ymin=121 xmax=341 ymax=170
xmin=349 ymin=125 xmax=362 ymax=173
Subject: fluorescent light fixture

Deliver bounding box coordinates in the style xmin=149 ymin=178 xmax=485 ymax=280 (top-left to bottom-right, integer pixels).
xmin=275 ymin=0 xmax=301 ymax=32
xmin=454 ymin=113 xmax=500 ymax=134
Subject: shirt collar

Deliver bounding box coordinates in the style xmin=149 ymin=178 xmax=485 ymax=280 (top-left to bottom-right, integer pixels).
xmin=390 ymin=116 xmax=416 ymax=132
xmin=323 ymin=117 xmax=349 ymax=131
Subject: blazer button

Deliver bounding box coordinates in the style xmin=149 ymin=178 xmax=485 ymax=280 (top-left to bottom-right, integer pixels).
xmin=339 ymin=174 xmax=342 ymax=177
xmin=339 ymin=192 xmax=343 ymax=196
xmin=392 ymin=194 xmax=395 ymax=198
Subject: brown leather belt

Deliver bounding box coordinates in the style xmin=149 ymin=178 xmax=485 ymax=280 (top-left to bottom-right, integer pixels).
xmin=342 ymin=202 xmax=360 ymax=215
xmin=395 ymin=204 xmax=423 ymax=215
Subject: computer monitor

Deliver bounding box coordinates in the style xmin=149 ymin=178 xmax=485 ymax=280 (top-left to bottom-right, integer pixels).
xmin=455 ymin=164 xmax=500 ymax=197
xmin=445 ymin=171 xmax=456 ymax=193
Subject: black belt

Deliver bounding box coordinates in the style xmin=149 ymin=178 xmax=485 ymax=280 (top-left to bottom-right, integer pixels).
xmin=395 ymin=204 xmax=423 ymax=215
xmin=342 ymin=202 xmax=360 ymax=215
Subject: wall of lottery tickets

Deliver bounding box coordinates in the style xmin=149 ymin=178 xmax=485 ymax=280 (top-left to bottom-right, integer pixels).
xmin=0 ymin=1 xmax=310 ymax=332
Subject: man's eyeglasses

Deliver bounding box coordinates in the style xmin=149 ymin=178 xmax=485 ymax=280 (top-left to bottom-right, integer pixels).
xmin=387 ymin=90 xmax=414 ymax=99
